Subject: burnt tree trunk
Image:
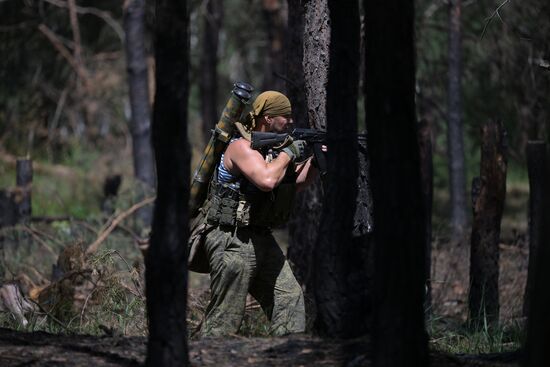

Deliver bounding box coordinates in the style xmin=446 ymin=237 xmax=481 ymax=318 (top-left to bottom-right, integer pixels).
xmin=287 ymin=0 xmax=329 ymax=292
xmin=303 ymin=0 xmax=329 ymax=133
xmin=523 ymin=145 xmax=550 ymax=367
xmin=523 ymin=141 xmax=546 ymax=317
xmin=468 ymin=120 xmax=507 ymax=327
xmin=364 ymin=0 xmax=429 ymax=363
xmin=124 ymin=0 xmax=155 ymax=227
xmin=199 ymin=0 xmax=222 ymax=144
xmin=418 ymin=119 xmax=433 ymax=309
xmin=447 ymin=0 xmax=468 ymax=239
xmin=261 ymin=0 xmax=286 ymax=92
xmin=146 ymin=0 xmax=189 ymax=365
xmin=313 ymin=0 xmax=369 ymax=338
xmin=15 ymin=158 xmax=32 ymax=224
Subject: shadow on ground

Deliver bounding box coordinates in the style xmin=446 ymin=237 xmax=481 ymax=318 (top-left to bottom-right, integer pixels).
xmin=0 ymin=328 xmax=521 ymax=366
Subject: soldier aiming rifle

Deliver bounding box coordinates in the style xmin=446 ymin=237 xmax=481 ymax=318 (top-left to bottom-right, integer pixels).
xmin=189 ymin=86 xmax=324 ymax=337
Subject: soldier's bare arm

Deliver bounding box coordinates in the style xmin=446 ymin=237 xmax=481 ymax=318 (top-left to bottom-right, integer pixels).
xmin=224 ymin=139 xmax=292 ymax=192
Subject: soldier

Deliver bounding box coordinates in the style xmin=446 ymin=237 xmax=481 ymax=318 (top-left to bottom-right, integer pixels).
xmin=200 ymin=91 xmax=318 ymax=336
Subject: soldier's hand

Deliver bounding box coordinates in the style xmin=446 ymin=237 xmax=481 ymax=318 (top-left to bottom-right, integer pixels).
xmin=281 ymin=139 xmax=307 ymax=162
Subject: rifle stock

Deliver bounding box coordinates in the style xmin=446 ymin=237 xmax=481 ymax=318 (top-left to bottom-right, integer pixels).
xmin=250 ymin=131 xmax=290 ymax=150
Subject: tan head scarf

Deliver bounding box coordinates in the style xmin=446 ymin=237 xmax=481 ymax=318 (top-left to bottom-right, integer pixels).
xmin=246 ymin=91 xmax=292 ymax=130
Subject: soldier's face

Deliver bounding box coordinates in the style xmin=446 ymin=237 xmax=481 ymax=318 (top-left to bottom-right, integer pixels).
xmin=269 ymin=115 xmax=293 ymax=133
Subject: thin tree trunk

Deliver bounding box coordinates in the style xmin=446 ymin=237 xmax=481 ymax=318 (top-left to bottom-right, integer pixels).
xmin=67 ymin=0 xmax=85 ymax=94
xmin=261 ymin=0 xmax=286 ymax=92
xmin=418 ymin=119 xmax=433 ymax=309
xmin=146 ymin=0 xmax=189 ymax=365
xmin=364 ymin=0 xmax=429 ymax=363
xmin=199 ymin=0 xmax=222 ymax=144
xmin=124 ymin=0 xmax=155 ymax=227
xmin=523 ymin=141 xmax=546 ymax=317
xmin=468 ymin=120 xmax=507 ymax=327
xmin=313 ymin=0 xmax=366 ymax=338
xmin=523 ymin=145 xmax=550 ymax=367
xmin=447 ymin=0 xmax=468 ymax=239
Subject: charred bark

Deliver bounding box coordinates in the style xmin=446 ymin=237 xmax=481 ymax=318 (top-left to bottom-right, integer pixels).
xmin=145 ymin=0 xmax=189 ymax=365
xmin=199 ymin=0 xmax=222 ymax=144
xmin=468 ymin=120 xmax=507 ymax=327
xmin=523 ymin=141 xmax=546 ymax=317
xmin=418 ymin=119 xmax=433 ymax=309
xmin=303 ymin=0 xmax=329 ymax=132
xmin=523 ymin=144 xmax=550 ymax=367
xmin=124 ymin=0 xmax=155 ymax=227
xmin=364 ymin=0 xmax=429 ymax=363
xmin=313 ymin=0 xmax=369 ymax=338
xmin=447 ymin=0 xmax=468 ymax=239
xmin=287 ymin=0 xmax=329 ymax=297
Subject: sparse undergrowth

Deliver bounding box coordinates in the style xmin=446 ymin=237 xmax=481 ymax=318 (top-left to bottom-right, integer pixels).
xmin=0 ymin=215 xmax=528 ymax=353
xmin=427 ymin=314 xmax=523 ymax=355
xmin=0 ymin=155 xmax=530 ymax=354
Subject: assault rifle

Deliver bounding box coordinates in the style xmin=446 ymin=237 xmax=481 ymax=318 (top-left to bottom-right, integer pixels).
xmin=251 ymin=128 xmax=327 ymax=187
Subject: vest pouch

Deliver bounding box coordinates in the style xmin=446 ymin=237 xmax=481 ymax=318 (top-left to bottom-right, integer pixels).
xmin=207 ymin=182 xmax=241 ymax=226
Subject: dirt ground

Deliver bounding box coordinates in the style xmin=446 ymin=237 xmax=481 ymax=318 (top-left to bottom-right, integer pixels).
xmin=0 ymin=327 xmax=521 ymax=367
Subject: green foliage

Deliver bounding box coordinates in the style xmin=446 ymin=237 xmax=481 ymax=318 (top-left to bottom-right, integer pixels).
xmin=0 ymin=0 xmax=128 ymax=158
xmin=428 ymin=314 xmax=523 ymax=354
xmin=416 ymin=0 xmax=550 ymax=199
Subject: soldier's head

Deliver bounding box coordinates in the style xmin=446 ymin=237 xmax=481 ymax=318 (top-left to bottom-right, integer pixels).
xmin=247 ymin=91 xmax=293 ymax=133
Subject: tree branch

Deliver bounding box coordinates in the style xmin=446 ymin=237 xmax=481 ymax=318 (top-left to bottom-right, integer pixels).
xmin=43 ymin=0 xmax=124 ymax=42
xmin=480 ymin=0 xmax=510 ymax=40
xmin=38 ymin=24 xmax=91 ymax=89
xmin=85 ymin=197 xmax=155 ymax=256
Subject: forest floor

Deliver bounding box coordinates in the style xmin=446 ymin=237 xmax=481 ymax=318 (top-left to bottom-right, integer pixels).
xmin=0 ymin=327 xmax=521 ymax=367
xmin=0 ymin=148 xmax=531 ymax=366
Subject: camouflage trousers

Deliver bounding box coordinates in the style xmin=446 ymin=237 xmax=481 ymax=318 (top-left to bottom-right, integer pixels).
xmin=201 ymin=226 xmax=305 ymax=337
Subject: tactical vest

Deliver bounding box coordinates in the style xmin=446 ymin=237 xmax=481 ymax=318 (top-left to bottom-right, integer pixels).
xmin=205 ymin=146 xmax=296 ymax=228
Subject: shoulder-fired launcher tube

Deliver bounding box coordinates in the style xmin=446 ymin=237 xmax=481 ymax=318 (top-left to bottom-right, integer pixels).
xmin=189 ymin=82 xmax=254 ymax=216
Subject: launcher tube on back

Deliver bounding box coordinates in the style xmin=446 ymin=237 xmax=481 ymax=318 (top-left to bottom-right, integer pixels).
xmin=189 ymin=82 xmax=254 ymax=216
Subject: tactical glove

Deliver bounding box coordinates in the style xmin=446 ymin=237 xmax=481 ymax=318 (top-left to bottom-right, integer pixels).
xmin=281 ymin=139 xmax=307 ymax=162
